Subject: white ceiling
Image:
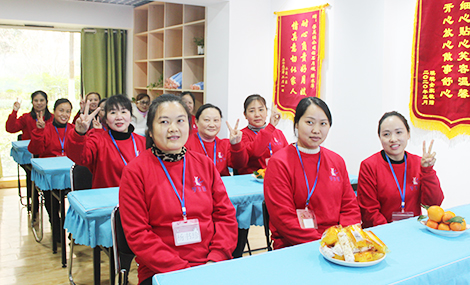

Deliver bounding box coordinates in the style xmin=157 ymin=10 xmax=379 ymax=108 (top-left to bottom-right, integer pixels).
xmin=64 ymin=0 xmax=227 ymax=7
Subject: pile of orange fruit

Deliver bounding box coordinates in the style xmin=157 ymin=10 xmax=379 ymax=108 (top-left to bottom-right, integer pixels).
xmin=253 ymin=168 xmax=266 ymax=179
xmin=423 ymin=205 xmax=467 ymax=231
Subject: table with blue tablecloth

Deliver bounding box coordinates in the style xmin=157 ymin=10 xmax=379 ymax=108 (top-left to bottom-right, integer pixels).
xmin=153 ymin=204 xmax=470 ymax=284
xmin=31 ymin=156 xmax=74 ymax=267
xmin=11 ymin=140 xmax=32 ymax=165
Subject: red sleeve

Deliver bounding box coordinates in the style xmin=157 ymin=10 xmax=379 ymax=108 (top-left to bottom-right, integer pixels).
xmin=242 ymin=123 xmax=276 ymax=158
xmin=28 ymin=127 xmax=46 ymax=155
xmin=228 ymin=141 xmax=248 ymax=170
xmin=264 ymin=156 xmax=322 ymax=244
xmin=419 ymin=165 xmax=444 ymax=207
xmin=64 ymin=129 xmax=98 ymax=170
xmin=357 ymin=159 xmax=388 ymax=227
xmin=6 ymin=110 xmax=25 ymax=134
xmin=119 ymin=160 xmax=190 ymax=273
xmin=206 ymin=166 xmax=238 ymax=261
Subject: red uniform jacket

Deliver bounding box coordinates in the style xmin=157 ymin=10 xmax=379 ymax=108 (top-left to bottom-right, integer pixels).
xmin=119 ymin=149 xmax=238 ymax=282
xmin=28 ymin=122 xmax=74 ymax=158
xmin=185 ymin=132 xmax=247 ymax=176
xmin=264 ymin=144 xmax=361 ymax=249
xmin=357 ymin=151 xmax=444 ymax=228
xmin=237 ymin=123 xmax=288 ymax=174
xmin=6 ymin=110 xmax=54 ymax=140
xmin=65 ymin=128 xmax=146 ymax=188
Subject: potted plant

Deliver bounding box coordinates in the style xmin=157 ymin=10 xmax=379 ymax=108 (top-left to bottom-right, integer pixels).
xmin=193 ymin=37 xmax=204 ymax=55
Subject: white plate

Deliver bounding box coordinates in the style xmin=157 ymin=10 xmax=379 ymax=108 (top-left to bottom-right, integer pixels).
xmin=319 ymin=247 xmax=386 ymax=267
xmin=251 ymin=174 xmax=264 ymax=183
xmin=419 ymin=220 xmax=469 ymax=237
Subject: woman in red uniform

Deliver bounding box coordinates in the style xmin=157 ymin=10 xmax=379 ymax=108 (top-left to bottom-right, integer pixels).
xmin=185 ymin=103 xmax=245 ymax=176
xmin=264 ymin=97 xmax=361 ymax=249
xmin=65 ymin=94 xmax=146 ymax=188
xmin=119 ymin=94 xmax=238 ymax=285
xmin=180 ymin=91 xmax=198 ymax=132
xmin=28 ymin=98 xmax=73 ymax=243
xmin=72 ymin=91 xmax=101 ymax=126
xmin=238 ymin=94 xmax=288 ymax=174
xmin=356 ymin=111 xmax=444 ymax=228
xmin=6 ymin=90 xmax=54 ymax=216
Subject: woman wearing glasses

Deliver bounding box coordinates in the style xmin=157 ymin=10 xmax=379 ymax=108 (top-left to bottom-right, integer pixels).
xmin=132 ymin=93 xmax=151 ymax=136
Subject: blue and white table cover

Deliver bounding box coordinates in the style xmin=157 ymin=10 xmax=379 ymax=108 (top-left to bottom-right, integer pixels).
xmin=11 ymin=140 xmax=32 ymax=165
xmin=30 ymin=156 xmax=73 ymax=191
xmin=153 ymin=204 xmax=470 ymax=285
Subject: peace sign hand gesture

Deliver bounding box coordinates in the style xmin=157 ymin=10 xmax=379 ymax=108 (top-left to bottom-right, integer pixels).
xmin=226 ymin=119 xmax=243 ymax=145
xmin=269 ymin=103 xmax=281 ymax=127
xmin=421 ymin=140 xmax=436 ymax=168
xmin=75 ymin=101 xmax=101 ymax=135
xmin=36 ymin=111 xmax=46 ymax=129
xmin=92 ymin=116 xmax=103 ymax=129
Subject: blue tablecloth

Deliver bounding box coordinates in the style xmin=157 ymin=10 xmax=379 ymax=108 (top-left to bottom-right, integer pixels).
xmin=222 ymin=175 xmax=264 ymax=229
xmin=64 ymin=175 xmax=266 ymax=248
xmin=153 ymin=204 xmax=470 ymax=284
xmin=10 ymin=140 xmax=32 ymax=165
xmin=64 ymin=187 xmax=119 ymax=248
xmin=31 ymin=157 xmax=73 ymax=191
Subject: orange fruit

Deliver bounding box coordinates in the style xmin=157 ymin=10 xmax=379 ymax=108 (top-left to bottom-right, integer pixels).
xmin=450 ymin=222 xmax=463 ymax=231
xmin=427 ymin=206 xmax=444 ymax=223
xmin=437 ymin=223 xmax=450 ymax=231
xmin=462 ymin=219 xmax=467 ymax=230
xmin=426 ymin=219 xmax=439 ymax=229
xmin=442 ymin=211 xmax=455 ymax=224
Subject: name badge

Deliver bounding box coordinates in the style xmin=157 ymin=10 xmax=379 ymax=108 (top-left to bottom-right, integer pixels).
xmin=172 ymin=218 xmax=202 ymax=246
xmin=391 ymin=211 xmax=414 ymax=222
xmin=296 ymin=208 xmax=318 ymax=229
xmin=265 ymin=158 xmax=270 ymax=167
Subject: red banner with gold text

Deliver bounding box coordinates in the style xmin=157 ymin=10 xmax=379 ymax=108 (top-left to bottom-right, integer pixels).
xmin=411 ymin=0 xmax=470 ymax=138
xmin=273 ymin=5 xmax=328 ymax=120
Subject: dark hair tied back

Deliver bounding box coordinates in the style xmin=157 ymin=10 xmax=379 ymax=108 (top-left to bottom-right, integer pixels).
xmin=293 ymin=97 xmax=332 ymax=132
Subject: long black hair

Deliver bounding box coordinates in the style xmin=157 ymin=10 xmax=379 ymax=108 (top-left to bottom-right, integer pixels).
xmin=30 ymin=90 xmax=52 ymax=121
xmin=293 ymin=97 xmax=332 ymax=132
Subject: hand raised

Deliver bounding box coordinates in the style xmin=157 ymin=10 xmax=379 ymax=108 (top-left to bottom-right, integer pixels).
xmin=227 ymin=119 xmax=243 ymax=145
xmin=13 ymin=98 xmax=21 ymax=111
xmin=36 ymin=111 xmax=46 ymax=129
xmin=269 ymin=103 xmax=281 ymax=127
xmin=92 ymin=116 xmax=103 ymax=129
xmin=421 ymin=139 xmax=436 ymax=168
xmin=75 ymin=101 xmax=101 ymax=135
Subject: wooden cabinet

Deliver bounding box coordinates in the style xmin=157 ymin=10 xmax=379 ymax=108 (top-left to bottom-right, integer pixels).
xmin=133 ymin=2 xmax=206 ymax=108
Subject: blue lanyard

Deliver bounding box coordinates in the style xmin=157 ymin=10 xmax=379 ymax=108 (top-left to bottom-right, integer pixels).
xmin=197 ymin=132 xmax=216 ymax=165
xmin=295 ymin=144 xmax=321 ymax=208
xmin=54 ymin=125 xmax=67 ymax=154
xmin=109 ymin=130 xmax=139 ymax=166
xmin=157 ymin=156 xmax=187 ymax=220
xmin=252 ymin=130 xmax=272 ymax=155
xmin=385 ymin=154 xmax=407 ymax=211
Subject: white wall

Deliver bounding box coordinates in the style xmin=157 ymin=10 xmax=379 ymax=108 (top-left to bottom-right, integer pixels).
xmin=207 ymin=0 xmax=470 ymax=209
xmin=0 ymin=0 xmax=134 ymax=96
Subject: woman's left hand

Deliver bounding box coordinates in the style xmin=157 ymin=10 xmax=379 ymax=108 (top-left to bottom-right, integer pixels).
xmin=227 ymin=119 xmax=242 ymax=145
xmin=36 ymin=111 xmax=46 ymax=129
xmin=421 ymin=139 xmax=436 ymax=167
xmin=92 ymin=116 xmax=102 ymax=129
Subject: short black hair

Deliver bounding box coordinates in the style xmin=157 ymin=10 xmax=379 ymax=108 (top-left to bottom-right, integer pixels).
xmin=54 ymin=98 xmax=72 ymax=111
xmin=180 ymin=91 xmax=195 ymax=105
xmin=294 ymin=97 xmax=332 ymax=132
xmin=103 ymin=94 xmax=133 ymax=123
xmin=195 ymin=103 xmax=223 ymax=120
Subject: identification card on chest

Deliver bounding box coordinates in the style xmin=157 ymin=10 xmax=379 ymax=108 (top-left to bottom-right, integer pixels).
xmin=392 ymin=211 xmax=414 ymax=222
xmin=172 ymin=218 xmax=202 ymax=246
xmin=296 ymin=208 xmax=318 ymax=229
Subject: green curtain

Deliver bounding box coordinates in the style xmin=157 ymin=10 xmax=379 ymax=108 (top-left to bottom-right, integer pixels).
xmin=81 ymin=28 xmax=127 ymax=98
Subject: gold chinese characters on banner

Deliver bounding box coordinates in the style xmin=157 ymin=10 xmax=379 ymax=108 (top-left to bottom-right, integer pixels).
xmin=273 ymin=5 xmax=328 ymax=120
xmin=411 ymin=0 xmax=470 ymax=138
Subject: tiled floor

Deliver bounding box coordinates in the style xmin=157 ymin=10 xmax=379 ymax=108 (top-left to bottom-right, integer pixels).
xmin=0 ymin=187 xmax=267 ymax=284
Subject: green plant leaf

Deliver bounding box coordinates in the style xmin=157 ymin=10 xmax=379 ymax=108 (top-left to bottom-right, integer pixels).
xmin=421 ymin=204 xmax=430 ymax=210
xmin=417 ymin=215 xmax=427 ymax=221
xmin=445 ymin=216 xmax=465 ymax=224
